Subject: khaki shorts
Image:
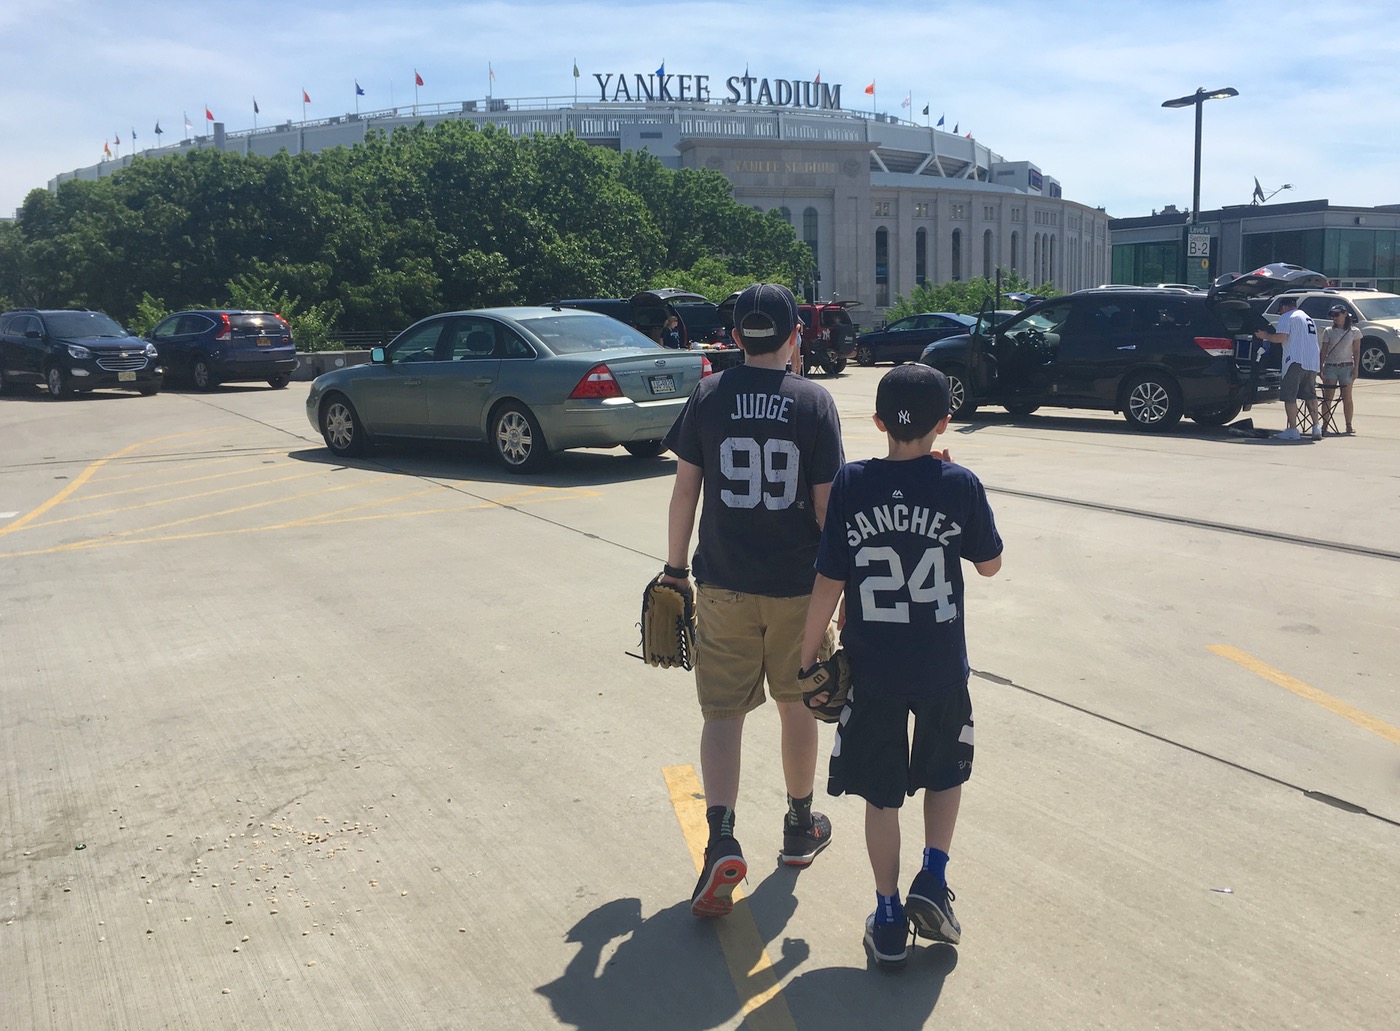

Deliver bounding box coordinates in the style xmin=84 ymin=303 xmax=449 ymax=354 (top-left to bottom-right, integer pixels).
xmin=694 ymin=584 xmax=835 ymax=720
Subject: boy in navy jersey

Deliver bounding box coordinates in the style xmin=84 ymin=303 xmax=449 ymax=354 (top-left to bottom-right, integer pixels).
xmin=662 ymin=283 xmax=845 ymax=918
xmin=799 ymin=363 xmax=1003 ymax=968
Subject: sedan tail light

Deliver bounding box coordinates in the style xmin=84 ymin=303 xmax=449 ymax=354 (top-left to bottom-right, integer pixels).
xmin=1194 ymin=336 xmax=1233 ymax=357
xmin=568 ymin=364 xmax=623 ymax=399
xmin=701 ymin=356 xmax=714 ymax=378
xmin=214 ymin=313 xmax=232 ymax=341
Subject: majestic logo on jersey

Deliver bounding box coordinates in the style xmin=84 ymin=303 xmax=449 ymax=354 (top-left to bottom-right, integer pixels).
xmin=892 ymin=490 xmax=904 ymax=499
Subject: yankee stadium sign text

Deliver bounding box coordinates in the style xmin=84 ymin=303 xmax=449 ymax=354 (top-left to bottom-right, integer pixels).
xmin=592 ymin=72 xmax=842 ymax=111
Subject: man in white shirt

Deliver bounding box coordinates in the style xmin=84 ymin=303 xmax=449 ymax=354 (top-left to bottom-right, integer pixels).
xmin=1255 ymin=296 xmax=1321 ymax=441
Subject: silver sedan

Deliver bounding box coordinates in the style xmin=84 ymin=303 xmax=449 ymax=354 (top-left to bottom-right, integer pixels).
xmin=305 ymin=307 xmax=712 ymax=471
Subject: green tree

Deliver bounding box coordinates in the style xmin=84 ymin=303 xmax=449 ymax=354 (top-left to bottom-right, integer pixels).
xmin=887 ymin=270 xmax=1058 ymax=322
xmin=8 ymin=120 xmax=815 ymax=334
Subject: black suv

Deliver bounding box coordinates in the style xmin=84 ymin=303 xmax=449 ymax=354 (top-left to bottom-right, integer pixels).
xmin=0 ymin=308 xmax=163 ymax=398
xmin=917 ymin=263 xmax=1327 ymax=432
xmin=146 ymin=309 xmax=296 ymax=389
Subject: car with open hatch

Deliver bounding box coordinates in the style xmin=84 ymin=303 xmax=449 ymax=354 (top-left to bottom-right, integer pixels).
xmin=306 ymin=305 xmax=713 ymax=470
xmin=0 ymin=308 xmax=163 ymax=398
xmin=916 ymin=263 xmax=1327 ymax=432
xmin=146 ymin=309 xmax=297 ymax=390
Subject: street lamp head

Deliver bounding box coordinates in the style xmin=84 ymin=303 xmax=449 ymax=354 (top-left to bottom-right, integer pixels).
xmin=1161 ymin=86 xmax=1239 ymax=108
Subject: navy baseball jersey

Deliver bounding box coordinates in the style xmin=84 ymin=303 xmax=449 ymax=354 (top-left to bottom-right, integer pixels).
xmin=664 ymin=364 xmax=844 ymax=597
xmin=816 ymin=455 xmax=1002 ymax=698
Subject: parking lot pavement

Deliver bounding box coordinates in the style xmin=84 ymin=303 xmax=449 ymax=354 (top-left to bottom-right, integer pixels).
xmin=2 ymin=375 xmax=1396 ymax=1029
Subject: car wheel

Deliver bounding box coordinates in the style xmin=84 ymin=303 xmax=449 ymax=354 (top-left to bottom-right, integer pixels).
xmin=942 ymin=365 xmax=977 ymax=419
xmin=1358 ymin=338 xmax=1389 ymax=378
xmin=823 ymin=355 xmax=848 ymax=375
xmin=1191 ymin=404 xmax=1242 ymax=427
xmin=1122 ymin=372 xmax=1183 ymax=432
xmin=320 ymin=393 xmax=369 ymax=457
xmin=623 ymin=440 xmax=667 ymax=459
xmin=492 ymin=402 xmax=549 ymax=471
xmin=855 ymin=343 xmax=876 ymax=366
xmin=267 ymin=374 xmax=291 ymax=389
xmin=138 ymin=384 xmax=161 ymax=397
xmin=1004 ymin=403 xmax=1040 ymax=416
xmin=45 ymin=365 xmax=73 ymax=399
xmin=192 ymin=358 xmax=218 ymax=391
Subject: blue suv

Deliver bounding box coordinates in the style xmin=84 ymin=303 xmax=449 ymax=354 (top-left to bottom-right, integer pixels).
xmin=147 ymin=310 xmax=296 ymax=390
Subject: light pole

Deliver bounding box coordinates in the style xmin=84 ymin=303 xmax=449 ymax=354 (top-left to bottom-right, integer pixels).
xmin=1161 ymin=87 xmax=1238 ymax=224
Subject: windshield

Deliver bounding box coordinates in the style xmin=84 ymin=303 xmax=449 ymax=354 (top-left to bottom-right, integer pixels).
xmin=515 ymin=312 xmax=659 ymax=355
xmin=1353 ymin=296 xmax=1400 ymax=321
xmin=45 ymin=312 xmax=127 ymax=338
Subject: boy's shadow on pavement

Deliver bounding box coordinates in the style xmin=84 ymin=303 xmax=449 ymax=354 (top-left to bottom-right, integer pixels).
xmin=536 ymin=865 xmax=953 ymax=1030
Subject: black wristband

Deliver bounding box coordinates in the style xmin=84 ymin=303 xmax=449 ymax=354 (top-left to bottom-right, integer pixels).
xmin=663 ymin=563 xmax=690 ymax=579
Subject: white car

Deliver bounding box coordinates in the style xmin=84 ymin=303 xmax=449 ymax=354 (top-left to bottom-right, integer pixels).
xmin=1262 ymin=289 xmax=1400 ymax=377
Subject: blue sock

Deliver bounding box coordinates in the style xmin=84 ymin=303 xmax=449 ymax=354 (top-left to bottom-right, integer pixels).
xmin=922 ymin=848 xmax=949 ymax=882
xmin=875 ymin=891 xmax=904 ymax=924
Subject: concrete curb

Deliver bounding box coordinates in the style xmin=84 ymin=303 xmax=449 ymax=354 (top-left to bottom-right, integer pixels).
xmin=292 ymin=351 xmax=372 ymax=381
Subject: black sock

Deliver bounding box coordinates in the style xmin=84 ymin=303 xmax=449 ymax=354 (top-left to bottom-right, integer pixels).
xmin=706 ymin=805 xmax=736 ymax=844
xmin=785 ymin=793 xmax=814 ymax=831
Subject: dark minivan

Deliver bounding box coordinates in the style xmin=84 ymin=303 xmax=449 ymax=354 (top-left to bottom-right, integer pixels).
xmin=917 ymin=263 xmax=1327 ymax=432
xmin=147 ymin=309 xmax=296 ymax=390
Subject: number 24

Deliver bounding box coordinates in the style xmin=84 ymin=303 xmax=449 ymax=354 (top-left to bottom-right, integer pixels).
xmin=856 ymin=545 xmax=957 ymax=624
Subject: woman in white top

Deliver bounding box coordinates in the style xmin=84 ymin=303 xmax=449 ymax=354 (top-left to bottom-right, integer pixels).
xmin=1319 ymin=304 xmax=1361 ymax=435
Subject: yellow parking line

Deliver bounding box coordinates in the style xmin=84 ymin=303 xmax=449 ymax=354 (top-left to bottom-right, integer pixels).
xmin=0 ymin=429 xmax=262 ymax=539
xmin=1209 ymin=645 xmax=1400 ymax=746
xmin=0 ymin=489 xmax=601 ymax=558
xmin=662 ymin=765 xmax=797 ymax=1031
xmin=23 ymin=468 xmax=342 ymax=529
xmin=78 ymin=455 xmax=298 ymax=500
xmin=0 ymin=440 xmax=147 ymax=538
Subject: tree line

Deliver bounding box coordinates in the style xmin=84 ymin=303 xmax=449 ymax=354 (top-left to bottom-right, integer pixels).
xmin=0 ymin=121 xmax=811 ymax=348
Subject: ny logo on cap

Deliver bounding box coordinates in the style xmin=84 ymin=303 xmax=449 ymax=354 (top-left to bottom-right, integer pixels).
xmin=898 ymin=410 xmax=911 ymax=425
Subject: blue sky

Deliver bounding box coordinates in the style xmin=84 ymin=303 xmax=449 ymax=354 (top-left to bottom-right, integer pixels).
xmin=4 ymin=0 xmax=1397 ymax=221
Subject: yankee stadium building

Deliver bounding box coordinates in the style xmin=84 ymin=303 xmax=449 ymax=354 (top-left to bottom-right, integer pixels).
xmin=51 ymin=67 xmax=1111 ymax=315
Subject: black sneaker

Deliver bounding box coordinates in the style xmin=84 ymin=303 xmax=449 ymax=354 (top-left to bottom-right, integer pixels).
xmin=906 ymin=870 xmax=961 ymax=944
xmin=691 ymin=837 xmax=746 ymax=917
xmin=780 ymin=812 xmax=832 ymax=867
xmin=863 ymin=911 xmax=909 ymax=968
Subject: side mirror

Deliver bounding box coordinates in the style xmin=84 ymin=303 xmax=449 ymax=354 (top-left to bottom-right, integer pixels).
xmin=25 ymin=329 xmax=41 ymax=339
xmin=371 ymin=346 xmax=386 ymax=364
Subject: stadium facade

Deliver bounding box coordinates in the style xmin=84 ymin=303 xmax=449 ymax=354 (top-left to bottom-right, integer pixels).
xmin=51 ymin=69 xmax=1112 ymax=315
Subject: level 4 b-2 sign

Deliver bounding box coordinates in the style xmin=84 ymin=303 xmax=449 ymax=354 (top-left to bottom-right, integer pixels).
xmin=1187 ymin=228 xmax=1211 ymax=258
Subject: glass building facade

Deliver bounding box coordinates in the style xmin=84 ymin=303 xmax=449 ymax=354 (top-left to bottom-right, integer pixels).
xmin=1110 ymin=201 xmax=1400 ymax=294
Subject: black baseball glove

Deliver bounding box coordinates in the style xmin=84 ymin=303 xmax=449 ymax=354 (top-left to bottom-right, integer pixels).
xmin=799 ymin=650 xmax=851 ymax=722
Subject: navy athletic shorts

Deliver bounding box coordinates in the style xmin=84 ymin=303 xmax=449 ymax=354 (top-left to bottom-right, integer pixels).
xmin=827 ymin=679 xmax=974 ymax=809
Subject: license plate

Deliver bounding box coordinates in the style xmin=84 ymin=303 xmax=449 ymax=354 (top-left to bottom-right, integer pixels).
xmin=649 ymin=374 xmax=675 ymax=394
xmin=118 ymin=371 xmax=136 ymax=382
xmin=255 ymin=336 xmax=271 ymax=346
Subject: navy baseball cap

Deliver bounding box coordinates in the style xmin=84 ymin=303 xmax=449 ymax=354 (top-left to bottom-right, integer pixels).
xmin=876 ymin=364 xmax=950 ymax=438
xmin=733 ymin=283 xmax=800 ymax=351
